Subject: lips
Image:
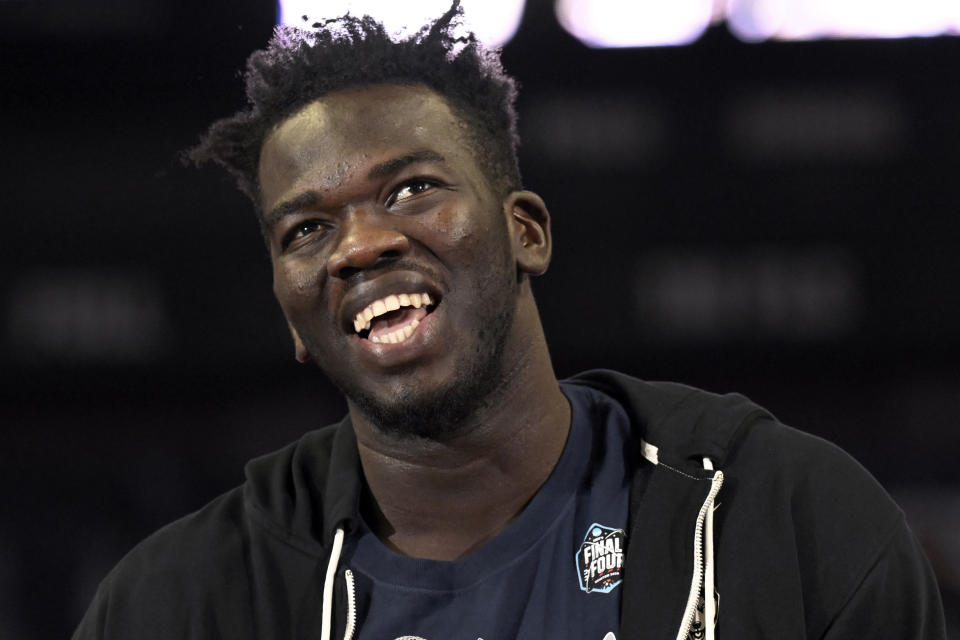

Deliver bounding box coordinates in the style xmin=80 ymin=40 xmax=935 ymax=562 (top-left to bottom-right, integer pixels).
xmin=353 ymin=292 xmax=434 ymax=344
xmin=340 ymin=270 xmax=442 ymax=347
xmin=352 ymin=292 xmax=432 ymax=332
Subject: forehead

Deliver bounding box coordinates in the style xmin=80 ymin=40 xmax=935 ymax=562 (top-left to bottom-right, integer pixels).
xmin=258 ymin=85 xmax=474 ymax=207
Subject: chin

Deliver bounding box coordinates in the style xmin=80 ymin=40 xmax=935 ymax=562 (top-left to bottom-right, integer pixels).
xmin=328 ymin=317 xmax=513 ymax=440
xmin=345 ymin=353 xmax=508 ymax=439
xmin=352 ymin=384 xmax=483 ymax=439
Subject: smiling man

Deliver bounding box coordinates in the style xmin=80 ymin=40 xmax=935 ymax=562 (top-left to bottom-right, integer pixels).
xmin=260 ymin=85 xmax=561 ymax=451
xmin=74 ymin=3 xmax=946 ymax=640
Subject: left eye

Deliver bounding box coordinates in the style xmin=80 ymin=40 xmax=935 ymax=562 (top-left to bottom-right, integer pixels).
xmin=388 ymin=179 xmax=437 ymax=206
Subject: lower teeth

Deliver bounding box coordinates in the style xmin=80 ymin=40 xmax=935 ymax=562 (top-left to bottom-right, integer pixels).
xmin=370 ymin=318 xmax=420 ymax=344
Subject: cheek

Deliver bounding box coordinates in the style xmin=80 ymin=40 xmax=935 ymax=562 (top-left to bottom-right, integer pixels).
xmin=430 ymin=206 xmax=470 ymax=245
xmin=429 ymin=203 xmax=505 ymax=253
xmin=273 ymin=261 xmax=323 ymax=310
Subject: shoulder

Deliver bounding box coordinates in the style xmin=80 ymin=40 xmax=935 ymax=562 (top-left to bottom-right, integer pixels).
xmin=74 ymin=487 xmax=253 ymax=639
xmin=720 ymin=419 xmax=944 ymax=637
xmin=74 ymin=420 xmax=359 ymax=639
xmin=567 ymin=369 xmax=895 ymax=510
xmin=724 ymin=416 xmax=904 ymax=551
xmin=572 ymin=370 xmax=943 ymax=635
xmin=115 ymin=486 xmax=250 ymax=584
xmin=572 ymin=369 xmax=905 ymax=541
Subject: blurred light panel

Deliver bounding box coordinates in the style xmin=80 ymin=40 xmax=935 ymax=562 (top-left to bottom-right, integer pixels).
xmin=6 ymin=270 xmax=170 ymax=364
xmin=523 ymin=94 xmax=665 ymax=168
xmin=726 ymin=0 xmax=960 ymax=41
xmin=724 ymin=89 xmax=905 ymax=162
xmin=555 ymin=0 xmax=714 ymax=47
xmin=277 ymin=0 xmax=525 ymax=47
xmin=635 ymin=247 xmax=863 ymax=343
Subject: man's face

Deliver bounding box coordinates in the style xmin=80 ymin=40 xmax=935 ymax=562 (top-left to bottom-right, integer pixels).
xmin=258 ymin=85 xmax=525 ymax=436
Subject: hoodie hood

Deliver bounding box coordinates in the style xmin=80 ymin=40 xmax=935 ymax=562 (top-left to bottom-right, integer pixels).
xmin=73 ymin=370 xmax=946 ymax=640
xmin=238 ymin=370 xmax=777 ymax=640
xmin=567 ymin=369 xmax=775 ymax=470
xmin=243 ymin=415 xmax=363 ymax=550
xmin=240 ymin=370 xmax=775 ymax=546
xmin=567 ymin=370 xmax=769 ymax=640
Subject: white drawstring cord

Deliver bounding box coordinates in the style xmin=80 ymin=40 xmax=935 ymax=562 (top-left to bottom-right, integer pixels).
xmin=702 ymin=458 xmax=717 ymax=640
xmin=676 ymin=459 xmax=723 ymax=640
xmin=321 ymin=528 xmax=345 ymax=640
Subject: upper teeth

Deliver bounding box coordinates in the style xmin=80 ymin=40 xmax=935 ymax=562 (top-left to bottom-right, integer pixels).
xmin=353 ymin=292 xmax=433 ymax=334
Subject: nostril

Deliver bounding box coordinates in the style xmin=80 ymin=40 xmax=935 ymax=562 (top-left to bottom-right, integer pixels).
xmin=337 ymin=266 xmax=362 ymax=280
xmin=333 ymin=251 xmax=402 ymax=280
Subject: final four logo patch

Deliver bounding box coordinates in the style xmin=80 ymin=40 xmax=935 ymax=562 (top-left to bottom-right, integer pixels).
xmin=576 ymin=523 xmax=625 ymax=594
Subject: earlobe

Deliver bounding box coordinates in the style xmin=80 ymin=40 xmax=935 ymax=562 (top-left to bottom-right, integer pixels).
xmin=505 ymin=190 xmax=552 ymax=276
xmin=288 ymin=322 xmax=312 ymax=363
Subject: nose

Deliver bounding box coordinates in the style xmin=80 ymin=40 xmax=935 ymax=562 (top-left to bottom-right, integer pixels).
xmin=327 ymin=209 xmax=410 ymax=278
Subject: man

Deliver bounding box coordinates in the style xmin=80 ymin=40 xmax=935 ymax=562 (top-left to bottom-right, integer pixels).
xmin=74 ymin=3 xmax=946 ymax=639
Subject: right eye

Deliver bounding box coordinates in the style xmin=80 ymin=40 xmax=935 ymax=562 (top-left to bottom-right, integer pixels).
xmin=283 ymin=219 xmax=328 ymax=249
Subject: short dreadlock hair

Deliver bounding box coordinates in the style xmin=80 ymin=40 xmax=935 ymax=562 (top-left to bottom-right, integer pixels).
xmin=190 ymin=0 xmax=521 ymax=215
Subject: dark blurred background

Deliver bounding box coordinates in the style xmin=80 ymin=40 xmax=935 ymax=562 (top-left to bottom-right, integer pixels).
xmin=2 ymin=0 xmax=958 ymax=637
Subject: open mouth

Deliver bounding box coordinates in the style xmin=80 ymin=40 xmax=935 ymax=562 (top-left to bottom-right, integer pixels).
xmin=352 ymin=292 xmax=437 ymax=344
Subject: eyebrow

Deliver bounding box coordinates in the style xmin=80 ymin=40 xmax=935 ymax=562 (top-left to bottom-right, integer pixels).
xmin=263 ymin=191 xmax=321 ymax=229
xmin=264 ymin=150 xmax=446 ymax=227
xmin=367 ymin=150 xmax=445 ymax=179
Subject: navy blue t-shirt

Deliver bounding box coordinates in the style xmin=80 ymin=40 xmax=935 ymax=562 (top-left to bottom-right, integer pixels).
xmin=343 ymin=383 xmax=633 ymax=640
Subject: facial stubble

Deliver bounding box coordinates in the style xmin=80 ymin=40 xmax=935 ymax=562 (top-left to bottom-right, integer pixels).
xmin=344 ymin=299 xmax=514 ymax=440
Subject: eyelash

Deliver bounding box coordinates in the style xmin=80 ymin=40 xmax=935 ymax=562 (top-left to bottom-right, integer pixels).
xmin=280 ymin=178 xmax=444 ymax=250
xmin=387 ymin=178 xmax=441 ymax=207
xmin=282 ymin=220 xmax=327 ymax=249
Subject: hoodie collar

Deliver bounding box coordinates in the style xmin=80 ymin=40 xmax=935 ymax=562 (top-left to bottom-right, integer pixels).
xmin=565 ymin=369 xmax=773 ymax=471
xmin=243 ymin=416 xmax=363 ymax=550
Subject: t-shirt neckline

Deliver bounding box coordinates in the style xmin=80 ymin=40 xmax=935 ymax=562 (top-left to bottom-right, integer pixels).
xmin=347 ymin=383 xmax=597 ymax=592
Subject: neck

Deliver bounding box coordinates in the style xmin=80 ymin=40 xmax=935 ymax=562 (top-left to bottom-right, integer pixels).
xmin=349 ymin=302 xmax=570 ymax=560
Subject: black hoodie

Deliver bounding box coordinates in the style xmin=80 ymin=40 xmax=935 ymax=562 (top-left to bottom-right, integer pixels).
xmin=74 ymin=370 xmax=946 ymax=639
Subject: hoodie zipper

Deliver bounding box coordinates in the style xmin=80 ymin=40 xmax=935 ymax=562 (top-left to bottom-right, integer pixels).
xmin=343 ymin=569 xmax=357 ymax=640
xmin=675 ymin=468 xmax=724 ymax=640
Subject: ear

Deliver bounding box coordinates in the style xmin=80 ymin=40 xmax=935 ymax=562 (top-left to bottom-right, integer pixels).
xmin=287 ymin=322 xmax=312 ymax=363
xmin=504 ymin=190 xmax=552 ymax=276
